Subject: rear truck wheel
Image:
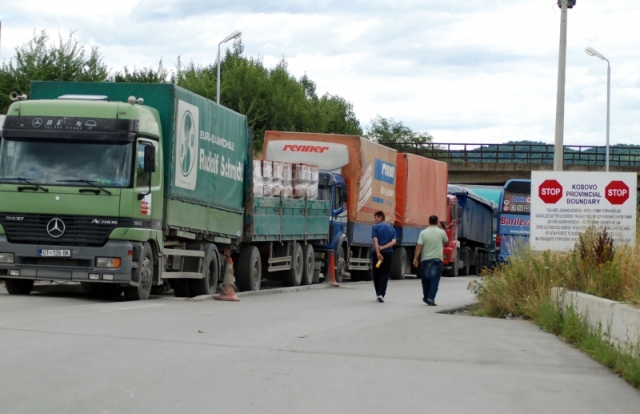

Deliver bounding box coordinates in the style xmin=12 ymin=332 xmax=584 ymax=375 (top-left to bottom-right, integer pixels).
xmin=4 ymin=279 xmax=34 ymax=295
xmin=390 ymin=247 xmax=406 ymax=280
xmin=282 ymin=243 xmax=304 ymax=287
xmin=189 ymin=245 xmax=220 ymax=296
xmin=458 ymin=247 xmax=470 ymax=276
xmin=301 ymin=244 xmax=315 ymax=286
xmin=335 ymin=245 xmax=346 ymax=283
xmin=237 ymin=246 xmax=262 ymax=292
xmin=124 ymin=242 xmax=154 ymax=301
xmin=469 ymin=249 xmax=479 ymax=275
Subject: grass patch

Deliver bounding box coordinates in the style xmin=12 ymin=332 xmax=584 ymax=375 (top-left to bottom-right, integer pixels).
xmin=469 ymin=223 xmax=640 ymax=390
xmin=558 ymin=304 xmax=640 ymax=389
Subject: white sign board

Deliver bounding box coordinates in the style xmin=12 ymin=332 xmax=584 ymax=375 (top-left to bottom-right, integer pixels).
xmin=531 ymin=171 xmax=637 ymax=251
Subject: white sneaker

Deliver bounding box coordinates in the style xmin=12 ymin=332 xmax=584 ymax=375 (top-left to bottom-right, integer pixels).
xmin=377 ymin=296 xmax=384 ymax=303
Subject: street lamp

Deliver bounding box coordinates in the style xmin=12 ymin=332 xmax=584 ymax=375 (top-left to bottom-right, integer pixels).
xmin=217 ymin=30 xmax=242 ymax=105
xmin=585 ymin=46 xmax=610 ymax=172
xmin=553 ymin=0 xmax=576 ymax=171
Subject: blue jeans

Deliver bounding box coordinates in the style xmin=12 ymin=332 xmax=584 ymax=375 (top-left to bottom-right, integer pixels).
xmin=420 ymin=258 xmax=443 ymax=302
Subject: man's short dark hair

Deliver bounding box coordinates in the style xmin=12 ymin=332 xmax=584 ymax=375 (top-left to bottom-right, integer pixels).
xmin=374 ymin=211 xmax=386 ymax=221
xmin=429 ymin=215 xmax=438 ymax=225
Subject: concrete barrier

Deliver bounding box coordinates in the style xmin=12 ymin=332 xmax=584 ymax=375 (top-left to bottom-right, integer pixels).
xmin=551 ymin=287 xmax=640 ymax=350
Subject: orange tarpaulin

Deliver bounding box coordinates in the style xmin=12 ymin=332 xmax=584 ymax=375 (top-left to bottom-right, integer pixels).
xmin=263 ymin=131 xmax=397 ymax=225
xmin=395 ymin=153 xmax=448 ymax=227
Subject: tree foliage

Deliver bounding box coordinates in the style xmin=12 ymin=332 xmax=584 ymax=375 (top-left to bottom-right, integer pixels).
xmin=0 ymin=32 xmax=367 ymax=151
xmin=175 ymin=41 xmax=362 ymax=150
xmin=365 ymin=115 xmax=433 ymax=151
xmin=0 ymin=30 xmax=108 ymax=112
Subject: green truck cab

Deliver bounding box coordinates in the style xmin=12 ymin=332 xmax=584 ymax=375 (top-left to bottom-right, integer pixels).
xmin=0 ymin=82 xmax=329 ymax=299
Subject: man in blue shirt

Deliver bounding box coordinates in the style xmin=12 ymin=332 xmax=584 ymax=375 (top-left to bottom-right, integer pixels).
xmin=371 ymin=211 xmax=396 ymax=303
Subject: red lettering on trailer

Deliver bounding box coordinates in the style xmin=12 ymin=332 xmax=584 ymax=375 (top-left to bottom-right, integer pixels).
xmin=282 ymin=144 xmax=329 ymax=153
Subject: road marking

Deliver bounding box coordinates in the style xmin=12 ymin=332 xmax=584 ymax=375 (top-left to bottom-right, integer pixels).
xmin=0 ymin=303 xmax=165 ymax=326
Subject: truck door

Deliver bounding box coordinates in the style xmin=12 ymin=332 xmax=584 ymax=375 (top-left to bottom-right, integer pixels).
xmin=134 ymin=139 xmax=160 ymax=220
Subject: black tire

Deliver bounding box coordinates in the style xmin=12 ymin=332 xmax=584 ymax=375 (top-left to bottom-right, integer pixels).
xmin=237 ymin=246 xmax=262 ymax=292
xmin=189 ymin=245 xmax=220 ymax=296
xmin=124 ymin=242 xmax=154 ymax=301
xmin=282 ymin=243 xmax=303 ymax=287
xmin=458 ymin=247 xmax=470 ymax=276
xmin=470 ymin=250 xmax=480 ymax=275
xmin=390 ymin=248 xmax=406 ymax=280
xmin=301 ymin=244 xmax=315 ymax=286
xmin=4 ymin=279 xmax=34 ymax=295
xmin=173 ymin=280 xmax=191 ymax=298
xmin=335 ymin=245 xmax=346 ymax=283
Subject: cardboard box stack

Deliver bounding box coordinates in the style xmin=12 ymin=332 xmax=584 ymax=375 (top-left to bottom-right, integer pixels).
xmin=253 ymin=160 xmax=318 ymax=200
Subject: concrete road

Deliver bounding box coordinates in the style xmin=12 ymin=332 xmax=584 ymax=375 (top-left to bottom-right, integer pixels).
xmin=1 ymin=276 xmax=639 ymax=414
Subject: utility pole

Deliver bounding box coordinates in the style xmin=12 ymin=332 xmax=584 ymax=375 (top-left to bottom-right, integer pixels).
xmin=553 ymin=0 xmax=576 ymax=171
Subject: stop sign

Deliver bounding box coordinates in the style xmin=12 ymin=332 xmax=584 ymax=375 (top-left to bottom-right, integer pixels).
xmin=605 ymin=181 xmax=630 ymax=205
xmin=539 ymin=179 xmax=563 ymax=204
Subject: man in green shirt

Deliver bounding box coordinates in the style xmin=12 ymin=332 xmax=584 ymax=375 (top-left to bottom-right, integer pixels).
xmin=412 ymin=215 xmax=448 ymax=306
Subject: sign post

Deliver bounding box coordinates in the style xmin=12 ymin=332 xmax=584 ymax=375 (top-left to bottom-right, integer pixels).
xmin=531 ymin=171 xmax=637 ymax=251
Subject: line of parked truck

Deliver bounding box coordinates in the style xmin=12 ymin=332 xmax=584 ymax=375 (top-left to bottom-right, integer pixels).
xmin=0 ymin=82 xmax=495 ymax=300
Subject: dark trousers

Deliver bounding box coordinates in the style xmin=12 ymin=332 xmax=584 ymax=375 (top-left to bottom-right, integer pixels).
xmin=420 ymin=258 xmax=444 ymax=302
xmin=373 ymin=251 xmax=393 ymax=297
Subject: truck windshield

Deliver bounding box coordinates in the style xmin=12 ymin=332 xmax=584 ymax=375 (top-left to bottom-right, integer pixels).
xmin=0 ymin=138 xmax=133 ymax=187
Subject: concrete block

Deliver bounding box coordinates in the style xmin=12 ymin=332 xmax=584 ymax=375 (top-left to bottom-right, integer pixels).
xmin=551 ymin=288 xmax=640 ymax=351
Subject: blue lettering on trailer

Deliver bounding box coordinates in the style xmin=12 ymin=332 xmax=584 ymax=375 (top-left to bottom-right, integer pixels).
xmin=374 ymin=159 xmax=395 ymax=184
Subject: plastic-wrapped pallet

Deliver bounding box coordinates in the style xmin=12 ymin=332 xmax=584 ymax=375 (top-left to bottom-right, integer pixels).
xmin=306 ymin=165 xmax=319 ymax=199
xmin=272 ymin=161 xmax=284 ymax=197
xmin=253 ymin=160 xmax=275 ymax=197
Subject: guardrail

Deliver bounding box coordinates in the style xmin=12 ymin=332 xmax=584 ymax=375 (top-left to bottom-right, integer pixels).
xmin=382 ymin=142 xmax=640 ymax=167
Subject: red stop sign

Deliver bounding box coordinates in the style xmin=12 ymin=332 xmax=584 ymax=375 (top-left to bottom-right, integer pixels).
xmin=539 ymin=179 xmax=563 ymax=204
xmin=605 ymin=181 xmax=630 ymax=205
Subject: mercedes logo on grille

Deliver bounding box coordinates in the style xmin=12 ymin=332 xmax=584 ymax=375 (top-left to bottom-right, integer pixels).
xmin=46 ymin=218 xmax=66 ymax=238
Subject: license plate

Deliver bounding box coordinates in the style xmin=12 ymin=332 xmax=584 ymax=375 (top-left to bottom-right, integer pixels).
xmin=39 ymin=249 xmax=71 ymax=257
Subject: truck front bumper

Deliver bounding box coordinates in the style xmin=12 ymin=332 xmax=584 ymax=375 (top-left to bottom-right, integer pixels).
xmin=0 ymin=236 xmax=137 ymax=283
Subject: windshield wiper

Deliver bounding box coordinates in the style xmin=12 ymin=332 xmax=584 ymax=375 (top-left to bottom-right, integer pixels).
xmin=0 ymin=177 xmax=49 ymax=192
xmin=57 ymin=179 xmax=112 ymax=195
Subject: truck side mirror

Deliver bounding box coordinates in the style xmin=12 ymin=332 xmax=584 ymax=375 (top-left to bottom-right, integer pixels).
xmin=144 ymin=145 xmax=156 ymax=173
xmin=341 ymin=185 xmax=348 ymax=199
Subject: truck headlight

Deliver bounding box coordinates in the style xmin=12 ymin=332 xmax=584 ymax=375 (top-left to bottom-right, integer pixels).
xmin=96 ymin=257 xmax=121 ymax=268
xmin=0 ymin=253 xmax=14 ymax=263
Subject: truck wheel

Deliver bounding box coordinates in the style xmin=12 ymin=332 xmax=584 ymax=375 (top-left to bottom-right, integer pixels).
xmin=301 ymin=244 xmax=315 ymax=286
xmin=458 ymin=248 xmax=469 ymax=276
xmin=335 ymin=246 xmax=346 ymax=283
xmin=4 ymin=279 xmax=34 ymax=295
xmin=124 ymin=242 xmax=154 ymax=301
xmin=189 ymin=245 xmax=220 ymax=296
xmin=390 ymin=248 xmax=406 ymax=280
xmin=282 ymin=243 xmax=303 ymax=287
xmin=237 ymin=246 xmax=262 ymax=292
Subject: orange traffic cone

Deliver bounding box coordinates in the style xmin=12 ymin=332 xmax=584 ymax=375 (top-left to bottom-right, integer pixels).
xmin=214 ymin=257 xmax=240 ymax=302
xmin=327 ymin=251 xmax=340 ymax=287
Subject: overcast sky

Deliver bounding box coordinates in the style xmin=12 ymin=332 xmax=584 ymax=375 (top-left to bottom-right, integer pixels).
xmin=1 ymin=1 xmax=639 ymax=147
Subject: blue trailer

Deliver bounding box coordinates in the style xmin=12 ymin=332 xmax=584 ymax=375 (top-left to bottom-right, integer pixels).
xmin=447 ymin=185 xmax=495 ymax=275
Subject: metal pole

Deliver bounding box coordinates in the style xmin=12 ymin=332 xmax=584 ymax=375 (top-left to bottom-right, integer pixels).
xmin=605 ymin=60 xmax=610 ymax=172
xmin=553 ymin=0 xmax=569 ymax=171
xmin=216 ymin=43 xmax=222 ymax=104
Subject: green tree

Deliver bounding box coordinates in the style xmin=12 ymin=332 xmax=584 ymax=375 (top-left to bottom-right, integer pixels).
xmin=0 ymin=30 xmax=108 ymax=113
xmin=365 ymin=116 xmax=433 ymax=151
xmin=110 ymin=60 xmax=170 ymax=83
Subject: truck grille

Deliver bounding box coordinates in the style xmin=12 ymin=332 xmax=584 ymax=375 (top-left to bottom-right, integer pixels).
xmin=0 ymin=214 xmax=123 ymax=247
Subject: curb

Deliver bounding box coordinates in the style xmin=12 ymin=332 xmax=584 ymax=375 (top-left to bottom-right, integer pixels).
xmin=186 ymin=282 xmax=334 ymax=301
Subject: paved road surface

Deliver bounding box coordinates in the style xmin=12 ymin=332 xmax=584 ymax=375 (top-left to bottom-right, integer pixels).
xmin=1 ymin=276 xmax=638 ymax=414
